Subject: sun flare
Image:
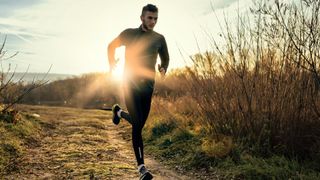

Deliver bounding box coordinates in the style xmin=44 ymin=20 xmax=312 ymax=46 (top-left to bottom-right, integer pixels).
xmin=111 ymin=63 xmax=124 ymax=81
xmin=111 ymin=47 xmax=125 ymax=81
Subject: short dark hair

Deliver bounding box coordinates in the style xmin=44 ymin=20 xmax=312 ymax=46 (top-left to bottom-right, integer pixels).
xmin=141 ymin=4 xmax=158 ymax=16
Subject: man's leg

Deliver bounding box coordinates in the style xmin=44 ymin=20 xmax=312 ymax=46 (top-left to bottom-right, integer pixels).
xmin=112 ymin=82 xmax=147 ymax=126
xmin=124 ymin=86 xmax=145 ymax=166
xmin=134 ymin=85 xmax=153 ymax=164
xmin=131 ymin=81 xmax=154 ymax=165
xmin=115 ymin=81 xmax=153 ymax=179
xmin=140 ymin=87 xmax=153 ymax=127
xmin=119 ymin=109 xmax=133 ymax=125
xmin=136 ymin=85 xmax=154 ymax=179
xmin=112 ymin=104 xmax=133 ymax=125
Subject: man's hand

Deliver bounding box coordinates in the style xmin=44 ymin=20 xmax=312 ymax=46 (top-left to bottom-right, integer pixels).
xmin=109 ymin=58 xmax=120 ymax=73
xmin=158 ymin=64 xmax=166 ymax=77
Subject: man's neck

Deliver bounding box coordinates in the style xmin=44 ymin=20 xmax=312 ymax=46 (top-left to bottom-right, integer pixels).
xmin=141 ymin=24 xmax=152 ymax=32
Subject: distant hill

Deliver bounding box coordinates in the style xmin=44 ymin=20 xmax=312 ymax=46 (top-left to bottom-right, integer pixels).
xmin=3 ymin=72 xmax=75 ymax=83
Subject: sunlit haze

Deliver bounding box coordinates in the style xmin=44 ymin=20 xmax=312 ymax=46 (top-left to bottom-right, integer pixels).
xmin=0 ymin=0 xmax=253 ymax=75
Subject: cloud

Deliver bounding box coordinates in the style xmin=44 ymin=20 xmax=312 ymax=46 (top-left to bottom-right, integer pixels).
xmin=210 ymin=0 xmax=239 ymax=10
xmin=0 ymin=0 xmax=43 ymax=17
xmin=0 ymin=1 xmax=53 ymax=50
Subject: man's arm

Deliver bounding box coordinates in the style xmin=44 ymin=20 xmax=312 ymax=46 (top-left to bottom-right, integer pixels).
xmin=158 ymin=35 xmax=170 ymax=74
xmin=108 ymin=37 xmax=122 ymax=71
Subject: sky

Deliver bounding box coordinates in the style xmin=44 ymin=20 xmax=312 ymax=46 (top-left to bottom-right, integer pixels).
xmin=0 ymin=0 xmax=253 ymax=75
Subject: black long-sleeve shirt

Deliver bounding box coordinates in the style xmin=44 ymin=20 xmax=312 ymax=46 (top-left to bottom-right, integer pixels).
xmin=109 ymin=25 xmax=169 ymax=80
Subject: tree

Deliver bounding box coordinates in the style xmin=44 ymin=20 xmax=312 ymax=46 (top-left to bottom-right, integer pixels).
xmin=0 ymin=34 xmax=49 ymax=123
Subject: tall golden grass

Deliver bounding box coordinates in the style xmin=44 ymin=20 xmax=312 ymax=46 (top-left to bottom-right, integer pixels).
xmin=153 ymin=0 xmax=320 ymax=158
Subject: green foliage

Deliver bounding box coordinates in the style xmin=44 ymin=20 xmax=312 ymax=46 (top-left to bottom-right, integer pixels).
xmin=0 ymin=113 xmax=16 ymax=124
xmin=144 ymin=120 xmax=217 ymax=170
xmin=150 ymin=121 xmax=176 ymax=139
xmin=0 ymin=113 xmax=40 ymax=175
xmin=172 ymin=129 xmax=194 ymax=142
xmin=216 ymin=155 xmax=320 ymax=180
xmin=144 ymin=111 xmax=320 ymax=179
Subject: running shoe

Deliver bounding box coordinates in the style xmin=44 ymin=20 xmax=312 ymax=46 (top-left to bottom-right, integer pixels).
xmin=112 ymin=104 xmax=121 ymax=125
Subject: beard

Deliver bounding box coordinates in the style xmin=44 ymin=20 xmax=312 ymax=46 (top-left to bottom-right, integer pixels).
xmin=142 ymin=23 xmax=149 ymax=30
xmin=142 ymin=20 xmax=153 ymax=31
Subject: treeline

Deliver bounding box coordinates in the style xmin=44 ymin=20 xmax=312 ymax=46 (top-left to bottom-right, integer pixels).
xmin=19 ymin=71 xmax=188 ymax=108
xmin=20 ymin=73 xmax=121 ymax=108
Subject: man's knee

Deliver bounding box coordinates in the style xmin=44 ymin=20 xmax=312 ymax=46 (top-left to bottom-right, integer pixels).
xmin=132 ymin=123 xmax=143 ymax=134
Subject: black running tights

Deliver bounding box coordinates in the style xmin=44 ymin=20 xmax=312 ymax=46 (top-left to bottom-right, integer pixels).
xmin=120 ymin=80 xmax=154 ymax=166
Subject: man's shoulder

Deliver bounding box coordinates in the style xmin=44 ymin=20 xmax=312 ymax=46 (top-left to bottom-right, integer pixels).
xmin=119 ymin=28 xmax=139 ymax=40
xmin=122 ymin=28 xmax=139 ymax=34
xmin=151 ymin=30 xmax=165 ymax=39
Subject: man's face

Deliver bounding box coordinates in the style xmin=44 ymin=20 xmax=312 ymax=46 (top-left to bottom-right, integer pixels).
xmin=141 ymin=11 xmax=158 ymax=31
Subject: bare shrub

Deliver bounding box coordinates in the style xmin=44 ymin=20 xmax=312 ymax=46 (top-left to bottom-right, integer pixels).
xmin=0 ymin=35 xmax=47 ymax=123
xmin=185 ymin=0 xmax=320 ymax=158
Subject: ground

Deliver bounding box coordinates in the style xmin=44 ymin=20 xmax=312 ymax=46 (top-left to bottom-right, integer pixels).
xmin=4 ymin=105 xmax=192 ymax=180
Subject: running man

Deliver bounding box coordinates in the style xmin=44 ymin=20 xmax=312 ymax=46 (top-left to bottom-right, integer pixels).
xmin=107 ymin=4 xmax=169 ymax=180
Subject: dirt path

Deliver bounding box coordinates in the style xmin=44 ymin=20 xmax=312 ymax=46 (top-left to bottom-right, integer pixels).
xmin=5 ymin=105 xmax=191 ymax=180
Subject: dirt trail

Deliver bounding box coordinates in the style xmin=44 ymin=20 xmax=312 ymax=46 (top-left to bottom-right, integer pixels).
xmin=5 ymin=105 xmax=191 ymax=180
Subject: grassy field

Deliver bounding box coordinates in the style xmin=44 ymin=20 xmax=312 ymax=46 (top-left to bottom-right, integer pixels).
xmin=141 ymin=97 xmax=320 ymax=179
xmin=0 ymin=104 xmax=319 ymax=179
xmin=0 ymin=109 xmax=41 ymax=176
xmin=0 ymin=105 xmax=191 ymax=179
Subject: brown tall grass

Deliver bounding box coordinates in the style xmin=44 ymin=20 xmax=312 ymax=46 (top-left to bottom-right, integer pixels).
xmin=179 ymin=0 xmax=320 ymax=158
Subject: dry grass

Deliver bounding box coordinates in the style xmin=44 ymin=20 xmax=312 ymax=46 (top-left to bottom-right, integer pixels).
xmin=149 ymin=0 xmax=320 ymax=160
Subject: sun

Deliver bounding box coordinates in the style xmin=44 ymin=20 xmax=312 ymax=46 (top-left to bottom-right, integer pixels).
xmin=111 ymin=62 xmax=124 ymax=81
xmin=111 ymin=47 xmax=125 ymax=81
